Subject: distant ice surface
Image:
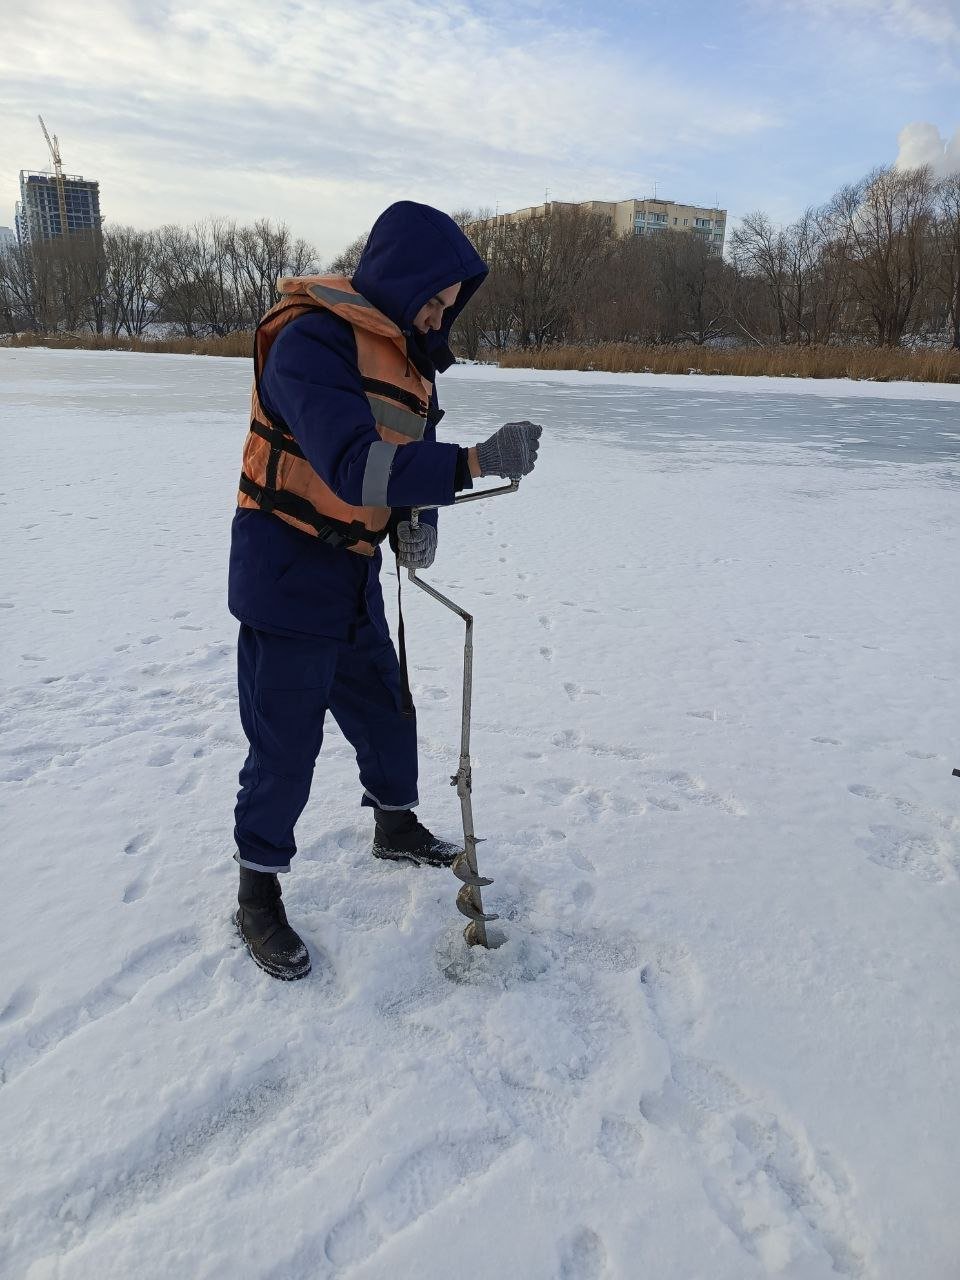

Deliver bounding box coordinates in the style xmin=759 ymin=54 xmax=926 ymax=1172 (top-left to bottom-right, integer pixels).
xmin=1 ymin=349 xmax=958 ymax=1279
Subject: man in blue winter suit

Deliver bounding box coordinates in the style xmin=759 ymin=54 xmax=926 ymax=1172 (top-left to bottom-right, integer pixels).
xmin=228 ymin=202 xmax=542 ymax=979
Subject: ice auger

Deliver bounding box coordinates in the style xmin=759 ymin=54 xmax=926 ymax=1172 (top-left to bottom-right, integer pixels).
xmin=407 ymin=479 xmax=520 ymax=948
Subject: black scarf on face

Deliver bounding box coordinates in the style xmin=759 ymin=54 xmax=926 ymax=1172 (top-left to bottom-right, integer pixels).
xmin=406 ymin=330 xmax=455 ymax=382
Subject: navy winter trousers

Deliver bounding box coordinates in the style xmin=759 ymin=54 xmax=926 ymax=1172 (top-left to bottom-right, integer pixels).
xmin=233 ymin=621 xmax=418 ymax=872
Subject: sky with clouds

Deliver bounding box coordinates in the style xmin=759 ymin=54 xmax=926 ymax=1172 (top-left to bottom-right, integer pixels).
xmin=1 ymin=0 xmax=958 ymax=260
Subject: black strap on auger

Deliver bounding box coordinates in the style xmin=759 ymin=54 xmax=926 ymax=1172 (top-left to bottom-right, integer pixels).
xmin=395 ymin=559 xmax=415 ymax=718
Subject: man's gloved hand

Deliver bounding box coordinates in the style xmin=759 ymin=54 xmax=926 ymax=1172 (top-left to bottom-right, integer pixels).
xmin=475 ymin=421 xmax=542 ymax=479
xmin=396 ymin=520 xmax=437 ymax=569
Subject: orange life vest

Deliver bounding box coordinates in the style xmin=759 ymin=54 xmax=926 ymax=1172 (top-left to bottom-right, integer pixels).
xmin=237 ymin=274 xmax=435 ymax=556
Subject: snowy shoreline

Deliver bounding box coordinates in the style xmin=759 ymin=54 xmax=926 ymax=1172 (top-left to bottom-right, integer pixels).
xmin=5 ymin=342 xmax=960 ymax=402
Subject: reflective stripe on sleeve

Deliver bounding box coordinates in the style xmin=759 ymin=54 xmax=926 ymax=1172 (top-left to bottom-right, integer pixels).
xmin=365 ymin=394 xmax=427 ymax=440
xmin=361 ymin=441 xmax=399 ymax=507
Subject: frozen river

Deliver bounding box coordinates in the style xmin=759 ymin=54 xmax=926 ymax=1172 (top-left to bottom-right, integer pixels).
xmin=1 ymin=348 xmax=958 ymax=1280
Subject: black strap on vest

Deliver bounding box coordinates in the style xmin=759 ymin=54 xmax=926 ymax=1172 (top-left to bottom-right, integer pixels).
xmin=238 ymin=473 xmax=387 ymax=550
xmin=250 ymin=419 xmax=306 ymax=459
xmin=361 ymin=376 xmax=427 ymax=417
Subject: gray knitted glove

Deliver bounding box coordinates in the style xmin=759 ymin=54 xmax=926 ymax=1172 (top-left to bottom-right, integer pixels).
xmin=396 ymin=520 xmax=437 ymax=569
xmin=475 ymin=421 xmax=542 ymax=479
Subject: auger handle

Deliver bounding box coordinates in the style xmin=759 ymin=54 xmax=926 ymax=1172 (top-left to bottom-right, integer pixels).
xmin=409 ymin=477 xmax=519 ymax=528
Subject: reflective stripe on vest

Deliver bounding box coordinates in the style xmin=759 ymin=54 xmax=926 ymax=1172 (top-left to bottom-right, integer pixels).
xmin=365 ymin=393 xmax=426 ymax=440
xmin=306 ymin=282 xmax=376 ymax=310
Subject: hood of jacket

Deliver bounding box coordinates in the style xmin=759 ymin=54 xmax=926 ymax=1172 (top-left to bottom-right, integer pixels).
xmin=351 ymin=201 xmax=487 ymax=373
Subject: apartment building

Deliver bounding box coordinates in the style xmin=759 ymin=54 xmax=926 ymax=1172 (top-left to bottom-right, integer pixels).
xmin=480 ymin=197 xmax=727 ymax=251
xmin=15 ymin=170 xmax=103 ymax=244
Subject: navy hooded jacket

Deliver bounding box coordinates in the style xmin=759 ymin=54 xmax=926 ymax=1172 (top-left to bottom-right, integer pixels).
xmin=228 ymin=202 xmax=488 ymax=641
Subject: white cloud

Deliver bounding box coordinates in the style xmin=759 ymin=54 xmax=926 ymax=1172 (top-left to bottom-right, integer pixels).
xmin=779 ymin=0 xmax=960 ymax=45
xmin=0 ymin=0 xmax=777 ymax=257
xmin=895 ymin=121 xmax=960 ymax=174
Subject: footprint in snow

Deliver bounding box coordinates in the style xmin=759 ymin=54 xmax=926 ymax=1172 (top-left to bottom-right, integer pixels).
xmin=559 ymin=1227 xmax=610 ymax=1280
xmin=857 ymin=824 xmax=955 ymax=884
xmin=176 ymin=769 xmax=201 ymax=796
xmin=636 ymin=950 xmax=868 ymax=1277
xmin=848 ymin=782 xmax=959 ymax=832
xmin=598 ymin=1115 xmax=645 ymax=1177
xmin=639 ymin=941 xmax=705 ymax=1037
xmin=322 ymin=1135 xmax=511 ymax=1269
xmin=123 ymin=871 xmax=155 ymax=904
xmin=0 ymin=983 xmax=39 ymax=1026
xmin=0 ymin=929 xmax=198 ymax=1087
xmin=571 ymin=880 xmax=595 ymax=908
xmin=564 ymin=681 xmax=600 ymax=702
xmin=123 ymin=832 xmax=153 ymax=856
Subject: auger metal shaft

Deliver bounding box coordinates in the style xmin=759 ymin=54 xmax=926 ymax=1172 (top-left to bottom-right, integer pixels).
xmin=407 ymin=478 xmax=519 ymax=947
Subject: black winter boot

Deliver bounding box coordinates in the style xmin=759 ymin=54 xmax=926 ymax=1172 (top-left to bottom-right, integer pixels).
xmin=235 ymin=867 xmax=311 ymax=981
xmin=372 ymin=809 xmax=461 ymax=868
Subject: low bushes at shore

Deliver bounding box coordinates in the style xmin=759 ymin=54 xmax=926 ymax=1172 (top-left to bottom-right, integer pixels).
xmin=497 ymin=343 xmax=960 ymax=383
xmin=2 ymin=331 xmax=253 ymax=357
xmin=4 ymin=332 xmax=960 ymax=383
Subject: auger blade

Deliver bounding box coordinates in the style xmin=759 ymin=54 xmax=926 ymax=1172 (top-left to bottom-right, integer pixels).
xmin=452 ymin=852 xmax=493 ymax=888
xmin=456 ymin=884 xmax=499 ymax=923
xmin=463 ymin=921 xmax=485 ymax=947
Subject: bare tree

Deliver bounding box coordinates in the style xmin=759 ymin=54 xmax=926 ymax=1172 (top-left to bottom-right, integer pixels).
xmin=327 ymin=231 xmax=368 ymax=276
xmin=192 ymin=219 xmax=240 ymax=336
xmin=934 ymin=173 xmax=960 ymax=349
xmin=730 ymin=212 xmax=790 ymax=343
xmin=495 ymin=207 xmax=612 ymax=348
xmin=446 ymin=209 xmax=506 ymax=357
xmin=655 ymin=233 xmax=730 ymax=345
xmin=230 ymin=219 xmax=317 ymax=326
xmin=831 ymin=165 xmax=937 ymax=346
xmin=103 ymin=225 xmax=157 ymax=336
xmin=153 ymin=225 xmax=203 ymax=336
xmin=0 ymin=241 xmax=46 ymax=332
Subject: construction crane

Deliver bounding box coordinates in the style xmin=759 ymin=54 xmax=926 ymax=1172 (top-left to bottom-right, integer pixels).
xmin=38 ymin=115 xmax=69 ymax=238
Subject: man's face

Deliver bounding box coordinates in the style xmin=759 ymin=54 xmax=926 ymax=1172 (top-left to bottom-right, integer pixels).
xmin=412 ymin=282 xmax=461 ymax=335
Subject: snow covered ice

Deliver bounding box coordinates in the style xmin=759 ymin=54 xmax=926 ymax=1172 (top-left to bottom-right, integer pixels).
xmin=1 ymin=347 xmax=959 ymax=1279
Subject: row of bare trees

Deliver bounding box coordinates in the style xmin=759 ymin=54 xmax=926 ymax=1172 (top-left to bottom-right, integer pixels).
xmin=0 ymin=219 xmax=318 ymax=337
xmin=4 ymin=165 xmax=959 ymax=351
xmin=731 ymin=167 xmax=960 ymax=349
xmin=440 ymin=165 xmax=960 ymax=353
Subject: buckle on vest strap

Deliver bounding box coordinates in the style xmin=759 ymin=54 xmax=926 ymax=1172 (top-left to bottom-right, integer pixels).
xmin=318 ymin=520 xmax=369 ymax=549
xmin=317 ymin=524 xmax=348 ymax=548
xmin=255 ymin=486 xmax=276 ymax=515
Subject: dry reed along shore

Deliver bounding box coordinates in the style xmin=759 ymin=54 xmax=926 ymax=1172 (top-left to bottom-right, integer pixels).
xmin=4 ymin=333 xmax=960 ymax=383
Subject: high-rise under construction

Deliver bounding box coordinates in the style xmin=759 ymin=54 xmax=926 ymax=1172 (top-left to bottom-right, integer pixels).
xmin=15 ymin=170 xmax=102 ymax=245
